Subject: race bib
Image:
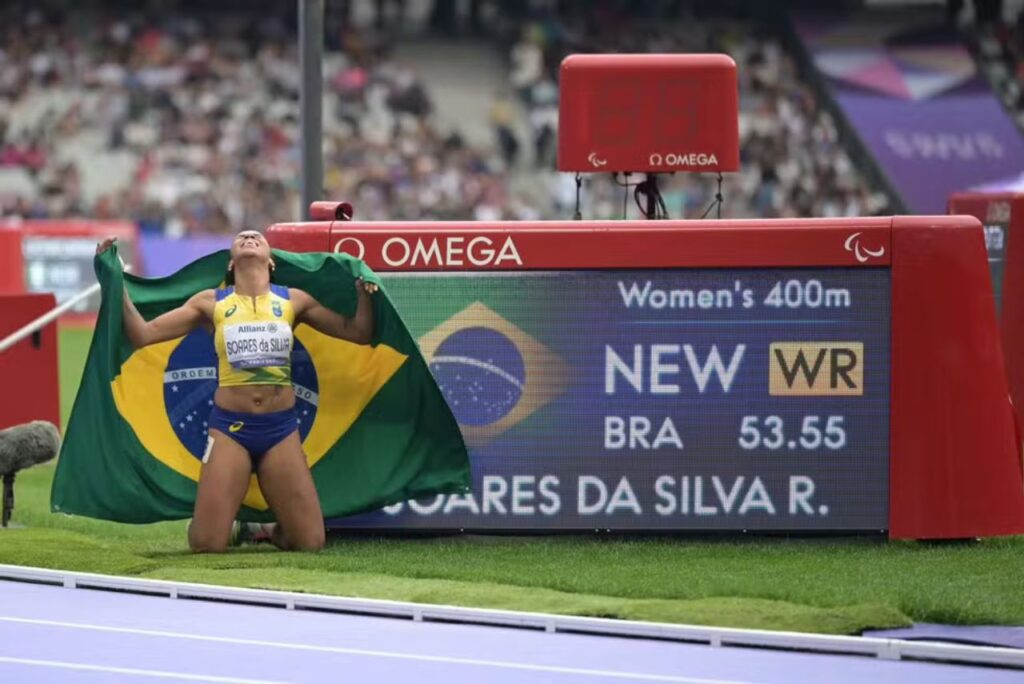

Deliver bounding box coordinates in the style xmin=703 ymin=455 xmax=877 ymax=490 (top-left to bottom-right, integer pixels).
xmin=222 ymin=321 xmax=293 ymax=369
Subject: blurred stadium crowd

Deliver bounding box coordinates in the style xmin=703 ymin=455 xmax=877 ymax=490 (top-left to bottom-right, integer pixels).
xmin=3 ymin=0 xmax=1015 ymax=232
xmin=968 ymin=0 xmax=1024 ymax=128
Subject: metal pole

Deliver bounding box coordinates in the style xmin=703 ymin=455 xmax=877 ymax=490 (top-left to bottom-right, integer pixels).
xmin=299 ymin=0 xmax=324 ymax=220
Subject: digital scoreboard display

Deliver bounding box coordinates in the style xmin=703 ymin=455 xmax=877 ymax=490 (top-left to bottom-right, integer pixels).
xmin=339 ymin=267 xmax=890 ymax=531
xmin=23 ymin=236 xmax=106 ymax=313
xmin=20 ymin=222 xmax=137 ymax=314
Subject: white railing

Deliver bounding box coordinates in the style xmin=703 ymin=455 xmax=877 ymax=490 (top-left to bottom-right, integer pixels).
xmin=0 ymin=262 xmax=130 ymax=353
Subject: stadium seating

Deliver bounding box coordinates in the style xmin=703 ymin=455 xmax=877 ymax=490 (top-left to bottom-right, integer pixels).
xmin=0 ymin=2 xmax=894 ymax=230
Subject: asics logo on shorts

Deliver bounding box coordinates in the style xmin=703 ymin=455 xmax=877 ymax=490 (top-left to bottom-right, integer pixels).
xmin=228 ymin=421 xmax=245 ymax=433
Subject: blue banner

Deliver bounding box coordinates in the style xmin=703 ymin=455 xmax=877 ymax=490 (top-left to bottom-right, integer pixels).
xmin=800 ymin=17 xmax=1024 ymax=214
xmin=139 ymin=235 xmax=233 ymax=278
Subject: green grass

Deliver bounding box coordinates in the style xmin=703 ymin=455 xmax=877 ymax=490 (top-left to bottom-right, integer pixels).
xmin=58 ymin=324 xmax=93 ymax=427
xmin=0 ymin=326 xmax=1021 ymax=636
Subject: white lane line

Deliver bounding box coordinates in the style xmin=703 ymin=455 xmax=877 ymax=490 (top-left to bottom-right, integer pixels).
xmin=0 ymin=616 xmax=751 ymax=684
xmin=0 ymin=656 xmax=284 ymax=683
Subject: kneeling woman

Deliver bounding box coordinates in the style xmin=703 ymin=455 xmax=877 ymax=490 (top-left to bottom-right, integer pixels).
xmin=96 ymin=231 xmax=377 ymax=552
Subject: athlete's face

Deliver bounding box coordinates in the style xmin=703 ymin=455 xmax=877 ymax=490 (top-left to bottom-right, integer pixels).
xmin=230 ymin=231 xmax=271 ymax=262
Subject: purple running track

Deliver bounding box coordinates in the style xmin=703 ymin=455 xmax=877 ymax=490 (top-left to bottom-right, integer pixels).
xmin=0 ymin=580 xmax=1018 ymax=684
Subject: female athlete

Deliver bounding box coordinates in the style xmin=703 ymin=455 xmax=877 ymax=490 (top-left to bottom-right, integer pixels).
xmin=96 ymin=230 xmax=377 ymax=552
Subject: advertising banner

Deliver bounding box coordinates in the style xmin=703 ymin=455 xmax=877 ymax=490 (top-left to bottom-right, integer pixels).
xmin=338 ymin=267 xmax=891 ymax=531
xmin=800 ymin=18 xmax=1024 ymax=214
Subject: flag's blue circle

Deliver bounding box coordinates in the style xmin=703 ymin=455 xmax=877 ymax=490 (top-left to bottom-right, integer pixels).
xmin=430 ymin=326 xmax=525 ymax=426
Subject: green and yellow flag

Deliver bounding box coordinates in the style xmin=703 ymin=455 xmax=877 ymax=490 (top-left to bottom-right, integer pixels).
xmin=51 ymin=247 xmax=471 ymax=523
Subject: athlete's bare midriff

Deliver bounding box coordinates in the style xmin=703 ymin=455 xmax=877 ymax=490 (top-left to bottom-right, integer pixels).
xmin=214 ymin=385 xmax=296 ymax=413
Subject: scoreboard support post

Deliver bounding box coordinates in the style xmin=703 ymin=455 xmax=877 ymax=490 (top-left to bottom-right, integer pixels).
xmin=268 ymin=215 xmax=1024 ymax=540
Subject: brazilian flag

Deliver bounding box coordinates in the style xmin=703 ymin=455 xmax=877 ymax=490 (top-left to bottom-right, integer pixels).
xmin=51 ymin=247 xmax=471 ymax=523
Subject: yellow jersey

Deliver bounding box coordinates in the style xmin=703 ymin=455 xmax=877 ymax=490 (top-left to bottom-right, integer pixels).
xmin=213 ymin=285 xmax=295 ymax=387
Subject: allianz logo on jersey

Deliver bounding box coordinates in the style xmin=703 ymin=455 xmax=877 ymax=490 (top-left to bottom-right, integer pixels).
xmin=649 ymin=152 xmax=719 ymax=167
xmin=334 ymin=235 xmax=522 ymax=268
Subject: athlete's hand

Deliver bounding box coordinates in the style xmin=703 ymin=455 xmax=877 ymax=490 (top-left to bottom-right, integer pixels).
xmin=96 ymin=237 xmax=117 ymax=255
xmin=355 ymin=278 xmax=378 ymax=295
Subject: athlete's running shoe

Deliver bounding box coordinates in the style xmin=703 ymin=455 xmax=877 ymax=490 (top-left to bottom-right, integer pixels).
xmin=230 ymin=521 xmax=274 ymax=546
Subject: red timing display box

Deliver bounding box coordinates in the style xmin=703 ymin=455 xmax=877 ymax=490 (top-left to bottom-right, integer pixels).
xmin=557 ymin=54 xmax=739 ymax=174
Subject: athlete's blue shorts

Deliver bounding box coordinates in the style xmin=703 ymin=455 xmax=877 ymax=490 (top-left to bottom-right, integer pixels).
xmin=207 ymin=405 xmax=299 ymax=468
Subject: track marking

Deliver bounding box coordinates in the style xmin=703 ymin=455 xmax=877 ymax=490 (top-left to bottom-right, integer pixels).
xmin=0 ymin=616 xmax=751 ymax=684
xmin=0 ymin=656 xmax=283 ymax=683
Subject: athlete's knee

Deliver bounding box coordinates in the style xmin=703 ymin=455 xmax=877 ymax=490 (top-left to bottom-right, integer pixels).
xmin=189 ymin=538 xmax=229 ymax=553
xmin=188 ymin=526 xmax=229 ymax=553
xmin=291 ymin=525 xmax=325 ymax=552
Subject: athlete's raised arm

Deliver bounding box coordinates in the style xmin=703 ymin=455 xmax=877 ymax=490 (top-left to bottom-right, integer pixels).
xmin=290 ymin=279 xmax=377 ymax=345
xmin=96 ymin=237 xmax=213 ymax=349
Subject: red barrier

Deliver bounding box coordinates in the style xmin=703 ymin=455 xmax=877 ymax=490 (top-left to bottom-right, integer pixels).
xmin=890 ymin=216 xmax=1023 ymax=538
xmin=0 ymin=225 xmax=24 ymax=294
xmin=0 ymin=293 xmax=60 ymax=430
xmin=268 ymin=216 xmax=1024 ymax=539
xmin=948 ymin=193 xmax=1024 ymax=428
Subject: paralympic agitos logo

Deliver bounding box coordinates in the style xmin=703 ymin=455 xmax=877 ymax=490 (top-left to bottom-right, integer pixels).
xmin=334 ymin=235 xmax=523 ymax=268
